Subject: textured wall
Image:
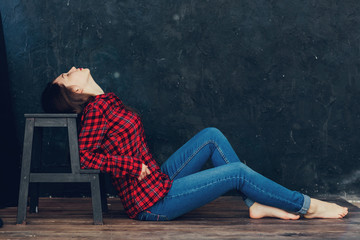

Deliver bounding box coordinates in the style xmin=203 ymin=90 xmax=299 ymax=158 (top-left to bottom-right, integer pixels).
xmin=0 ymin=11 xmax=20 ymax=207
xmin=1 ymin=0 xmax=360 ymax=197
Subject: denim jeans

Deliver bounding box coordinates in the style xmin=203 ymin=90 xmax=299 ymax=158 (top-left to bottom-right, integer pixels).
xmin=135 ymin=128 xmax=310 ymax=221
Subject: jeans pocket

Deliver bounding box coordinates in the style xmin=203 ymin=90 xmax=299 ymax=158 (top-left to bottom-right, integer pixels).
xmin=136 ymin=211 xmax=169 ymax=221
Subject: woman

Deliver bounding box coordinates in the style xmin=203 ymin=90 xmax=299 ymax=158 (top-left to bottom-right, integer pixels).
xmin=42 ymin=66 xmax=348 ymax=221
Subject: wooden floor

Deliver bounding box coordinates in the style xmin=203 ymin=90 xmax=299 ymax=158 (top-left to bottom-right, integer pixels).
xmin=0 ymin=196 xmax=359 ymax=239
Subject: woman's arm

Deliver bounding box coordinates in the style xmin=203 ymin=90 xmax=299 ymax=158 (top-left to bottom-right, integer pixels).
xmin=79 ymin=108 xmax=143 ymax=178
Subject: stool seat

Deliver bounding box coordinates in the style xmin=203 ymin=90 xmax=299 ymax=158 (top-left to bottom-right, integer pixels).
xmin=17 ymin=113 xmax=106 ymax=225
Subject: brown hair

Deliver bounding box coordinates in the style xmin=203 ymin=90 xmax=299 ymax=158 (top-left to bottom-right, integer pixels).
xmin=41 ymin=82 xmax=94 ymax=114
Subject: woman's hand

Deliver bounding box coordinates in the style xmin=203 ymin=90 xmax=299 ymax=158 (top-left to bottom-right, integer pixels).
xmin=138 ymin=163 xmax=151 ymax=181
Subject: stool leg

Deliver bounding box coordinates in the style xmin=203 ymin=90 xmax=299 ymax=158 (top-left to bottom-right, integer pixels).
xmin=90 ymin=175 xmax=103 ymax=225
xmin=100 ymin=174 xmax=108 ymax=213
xmin=29 ymin=127 xmax=42 ymax=214
xmin=67 ymin=118 xmax=81 ymax=174
xmin=17 ymin=118 xmax=35 ymax=224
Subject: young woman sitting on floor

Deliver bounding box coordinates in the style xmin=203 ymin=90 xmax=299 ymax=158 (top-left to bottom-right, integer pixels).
xmin=41 ymin=66 xmax=348 ymax=221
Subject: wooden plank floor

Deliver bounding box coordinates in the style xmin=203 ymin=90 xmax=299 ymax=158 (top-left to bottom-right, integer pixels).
xmin=0 ymin=196 xmax=359 ymax=239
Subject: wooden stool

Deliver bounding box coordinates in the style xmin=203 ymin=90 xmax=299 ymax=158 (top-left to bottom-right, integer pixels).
xmin=17 ymin=114 xmax=107 ymax=225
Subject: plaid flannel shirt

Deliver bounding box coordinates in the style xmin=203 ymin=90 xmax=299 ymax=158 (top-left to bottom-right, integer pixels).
xmin=78 ymin=93 xmax=172 ymax=219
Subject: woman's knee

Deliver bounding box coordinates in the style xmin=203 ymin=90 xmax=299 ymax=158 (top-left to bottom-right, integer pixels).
xmin=199 ymin=127 xmax=225 ymax=140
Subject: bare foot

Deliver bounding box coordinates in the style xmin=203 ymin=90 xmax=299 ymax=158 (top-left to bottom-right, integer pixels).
xmin=304 ymin=198 xmax=348 ymax=219
xmin=249 ymin=202 xmax=300 ymax=220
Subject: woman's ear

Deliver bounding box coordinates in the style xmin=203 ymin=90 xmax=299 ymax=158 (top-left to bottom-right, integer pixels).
xmin=75 ymin=88 xmax=83 ymax=94
xmin=69 ymin=85 xmax=83 ymax=94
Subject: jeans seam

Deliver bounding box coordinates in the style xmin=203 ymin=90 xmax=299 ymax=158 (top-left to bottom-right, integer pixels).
xmin=243 ymin=177 xmax=303 ymax=210
xmin=211 ymin=140 xmax=230 ymax=164
xmin=169 ymin=140 xmax=210 ymax=180
xmin=170 ymin=140 xmax=229 ymax=180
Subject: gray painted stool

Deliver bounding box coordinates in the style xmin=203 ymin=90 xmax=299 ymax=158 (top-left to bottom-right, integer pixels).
xmin=17 ymin=114 xmax=107 ymax=225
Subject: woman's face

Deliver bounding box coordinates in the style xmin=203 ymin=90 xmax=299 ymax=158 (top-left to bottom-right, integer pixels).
xmin=53 ymin=66 xmax=91 ymax=93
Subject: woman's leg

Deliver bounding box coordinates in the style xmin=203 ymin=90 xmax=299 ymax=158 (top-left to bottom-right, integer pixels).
xmin=160 ymin=127 xmax=241 ymax=180
xmin=160 ymin=128 xmax=308 ymax=208
xmin=138 ymin=162 xmax=304 ymax=221
xmin=140 ymin=128 xmax=347 ymax=221
xmin=137 ymin=128 xmax=306 ymax=219
xmin=160 ymin=128 xmax=256 ymax=207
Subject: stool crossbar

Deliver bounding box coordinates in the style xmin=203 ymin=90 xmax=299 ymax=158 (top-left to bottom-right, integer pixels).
xmin=17 ymin=114 xmax=106 ymax=225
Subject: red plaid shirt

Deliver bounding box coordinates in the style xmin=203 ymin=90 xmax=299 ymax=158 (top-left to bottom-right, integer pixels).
xmin=78 ymin=93 xmax=172 ymax=219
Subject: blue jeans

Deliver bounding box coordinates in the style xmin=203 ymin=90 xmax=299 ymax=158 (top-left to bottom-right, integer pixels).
xmin=135 ymin=128 xmax=310 ymax=221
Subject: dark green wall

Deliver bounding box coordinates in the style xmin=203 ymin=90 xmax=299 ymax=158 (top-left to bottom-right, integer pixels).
xmin=1 ymin=0 xmax=360 ymax=198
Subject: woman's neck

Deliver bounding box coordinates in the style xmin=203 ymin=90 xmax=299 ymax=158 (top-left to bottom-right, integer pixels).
xmin=85 ymin=76 xmax=105 ymax=95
